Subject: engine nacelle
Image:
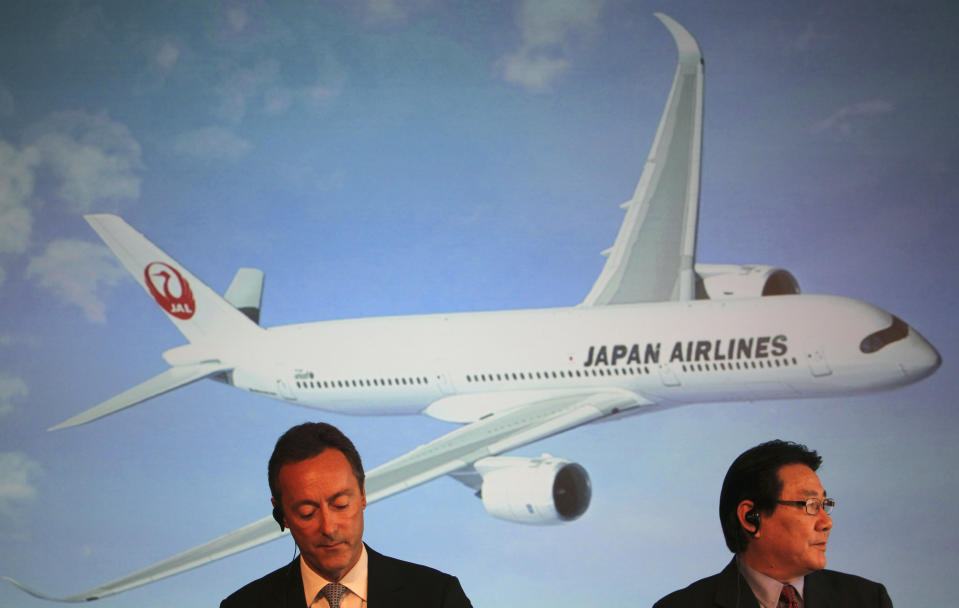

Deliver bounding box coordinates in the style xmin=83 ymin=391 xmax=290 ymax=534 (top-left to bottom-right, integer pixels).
xmin=476 ymin=455 xmax=591 ymax=525
xmin=694 ymin=263 xmax=800 ymax=300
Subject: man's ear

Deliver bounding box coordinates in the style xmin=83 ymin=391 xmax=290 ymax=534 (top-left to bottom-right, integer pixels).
xmin=360 ymin=485 xmax=367 ymax=509
xmin=737 ymin=500 xmax=760 ymax=536
xmin=271 ymin=497 xmax=286 ymax=531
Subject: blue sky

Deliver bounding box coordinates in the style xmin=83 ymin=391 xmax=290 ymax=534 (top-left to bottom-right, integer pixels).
xmin=1 ymin=1 xmax=957 ymax=606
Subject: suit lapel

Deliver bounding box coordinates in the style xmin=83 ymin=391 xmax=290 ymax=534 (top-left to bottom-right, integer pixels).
xmin=801 ymin=570 xmax=830 ymax=608
xmin=365 ymin=545 xmax=406 ymax=608
xmin=282 ymin=558 xmax=309 ymax=608
xmin=714 ymin=559 xmax=761 ymax=608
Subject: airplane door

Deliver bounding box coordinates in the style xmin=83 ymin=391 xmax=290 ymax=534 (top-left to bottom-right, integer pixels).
xmin=657 ymin=363 xmax=681 ymax=387
xmin=806 ymin=348 xmax=832 ymax=377
xmin=276 ymin=379 xmax=297 ymax=400
xmin=431 ymin=358 xmax=456 ymax=395
xmin=432 ymin=371 xmax=455 ymax=396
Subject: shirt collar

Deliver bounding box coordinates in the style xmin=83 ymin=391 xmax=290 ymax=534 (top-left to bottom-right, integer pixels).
xmin=736 ymin=555 xmax=805 ymax=608
xmin=300 ymin=545 xmax=368 ymax=606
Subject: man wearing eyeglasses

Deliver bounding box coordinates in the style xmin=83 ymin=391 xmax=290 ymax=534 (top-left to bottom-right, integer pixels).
xmin=654 ymin=439 xmax=892 ymax=607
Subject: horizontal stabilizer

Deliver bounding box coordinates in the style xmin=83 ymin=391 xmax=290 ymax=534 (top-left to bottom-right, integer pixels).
xmin=50 ymin=362 xmax=232 ymax=431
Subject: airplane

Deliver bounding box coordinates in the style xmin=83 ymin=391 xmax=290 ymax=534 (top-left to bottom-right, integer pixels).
xmin=6 ymin=12 xmax=940 ymax=602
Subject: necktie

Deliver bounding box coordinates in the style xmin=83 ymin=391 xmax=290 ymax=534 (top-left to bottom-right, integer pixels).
xmin=321 ymin=582 xmax=348 ymax=608
xmin=779 ymin=584 xmax=800 ymax=608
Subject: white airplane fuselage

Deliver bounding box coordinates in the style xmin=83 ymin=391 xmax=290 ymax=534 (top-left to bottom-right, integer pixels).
xmin=221 ymin=294 xmax=939 ymax=417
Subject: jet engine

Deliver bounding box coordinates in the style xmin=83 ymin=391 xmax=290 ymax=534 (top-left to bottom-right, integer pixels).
xmin=475 ymin=455 xmax=591 ymax=525
xmin=694 ymin=263 xmax=800 ymax=299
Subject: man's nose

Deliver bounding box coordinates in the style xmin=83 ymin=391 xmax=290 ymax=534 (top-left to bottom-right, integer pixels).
xmin=317 ymin=509 xmax=336 ymax=537
xmin=816 ymin=508 xmax=833 ymax=531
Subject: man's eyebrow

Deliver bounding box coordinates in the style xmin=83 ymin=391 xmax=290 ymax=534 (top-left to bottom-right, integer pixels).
xmin=798 ymin=488 xmax=827 ymax=497
xmin=328 ymin=489 xmax=355 ymax=501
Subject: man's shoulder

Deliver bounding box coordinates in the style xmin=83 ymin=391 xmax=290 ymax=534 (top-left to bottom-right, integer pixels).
xmin=652 ymin=571 xmax=729 ymax=607
xmin=811 ymin=568 xmax=884 ymax=586
xmin=652 ymin=560 xmax=748 ymax=608
xmin=220 ymin=560 xmax=299 ymax=608
xmin=366 ymin=546 xmax=472 ymax=607
xmin=807 ymin=568 xmax=893 ymax=606
xmin=367 ymin=546 xmax=458 ymax=584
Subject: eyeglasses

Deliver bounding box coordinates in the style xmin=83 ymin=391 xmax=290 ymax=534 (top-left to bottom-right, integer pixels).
xmin=776 ymin=497 xmax=836 ymax=515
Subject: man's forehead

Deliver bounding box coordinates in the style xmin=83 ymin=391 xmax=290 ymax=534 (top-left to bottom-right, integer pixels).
xmin=279 ymin=449 xmax=358 ymax=489
xmin=778 ymin=463 xmax=826 ymax=496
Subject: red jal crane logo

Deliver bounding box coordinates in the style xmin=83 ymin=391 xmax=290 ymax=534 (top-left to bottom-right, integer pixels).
xmin=144 ymin=262 xmax=196 ymax=319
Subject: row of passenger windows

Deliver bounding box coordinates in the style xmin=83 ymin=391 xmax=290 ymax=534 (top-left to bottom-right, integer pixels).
xmin=296 ymin=356 xmax=803 ymax=391
xmin=680 ymin=357 xmax=799 ymax=373
xmin=465 ymin=357 xmax=801 ymax=384
xmin=295 ymin=376 xmax=430 ymax=390
xmin=466 ymin=366 xmax=653 ymax=383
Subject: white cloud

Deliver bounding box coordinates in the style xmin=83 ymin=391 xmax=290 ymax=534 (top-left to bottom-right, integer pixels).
xmin=787 ymin=23 xmax=819 ymax=55
xmin=227 ymin=6 xmax=250 ymax=33
xmin=212 ymin=57 xmax=342 ymax=125
xmin=0 ymin=140 xmax=40 ymax=255
xmin=0 ymin=374 xmax=28 ymax=418
xmin=25 ymin=239 xmax=127 ymax=323
xmin=364 ymin=0 xmax=407 ymax=26
xmin=0 ymin=452 xmax=42 ymax=521
xmin=497 ymin=0 xmax=605 ymax=93
xmin=498 ymin=50 xmax=570 ymax=94
xmin=214 ymin=60 xmax=282 ymax=124
xmin=0 ymin=79 xmax=13 ymax=116
xmin=155 ymin=40 xmax=181 ymax=70
xmin=24 ymin=111 xmax=143 ymax=212
xmin=172 ymin=126 xmax=253 ymax=162
xmin=813 ymin=99 xmax=896 ymax=138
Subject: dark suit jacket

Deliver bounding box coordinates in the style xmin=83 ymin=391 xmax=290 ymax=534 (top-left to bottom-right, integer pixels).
xmin=221 ymin=545 xmax=472 ymax=608
xmin=653 ymin=558 xmax=893 ymax=608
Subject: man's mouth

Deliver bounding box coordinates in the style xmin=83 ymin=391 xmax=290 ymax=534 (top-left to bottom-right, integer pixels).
xmin=317 ymin=541 xmax=344 ymax=551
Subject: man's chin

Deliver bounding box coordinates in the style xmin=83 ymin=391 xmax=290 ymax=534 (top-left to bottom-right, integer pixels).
xmin=806 ymin=548 xmax=828 ymax=571
xmin=305 ymin=546 xmax=358 ymax=580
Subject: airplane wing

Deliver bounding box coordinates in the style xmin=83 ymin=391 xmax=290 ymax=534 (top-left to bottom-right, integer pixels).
xmin=581 ymin=12 xmax=704 ymax=306
xmin=7 ymin=387 xmax=649 ymax=602
xmin=48 ymin=362 xmax=233 ymax=430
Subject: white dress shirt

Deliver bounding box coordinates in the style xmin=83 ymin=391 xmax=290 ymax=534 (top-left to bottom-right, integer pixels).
xmin=301 ymin=545 xmax=369 ymax=608
xmin=737 ymin=556 xmax=805 ymax=608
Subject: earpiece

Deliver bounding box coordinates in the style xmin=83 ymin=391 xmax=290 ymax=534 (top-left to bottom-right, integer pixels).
xmin=744 ymin=509 xmax=760 ymax=534
xmin=272 ymin=500 xmax=285 ymax=531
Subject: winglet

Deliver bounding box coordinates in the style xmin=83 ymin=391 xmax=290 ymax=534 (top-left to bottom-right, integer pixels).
xmin=3 ymin=576 xmax=83 ymax=602
xmin=581 ymin=13 xmax=704 ymax=305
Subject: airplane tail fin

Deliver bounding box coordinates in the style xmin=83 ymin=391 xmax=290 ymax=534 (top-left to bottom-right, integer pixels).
xmin=85 ymin=214 xmax=263 ymax=343
xmin=48 ymin=216 xmax=266 ymax=431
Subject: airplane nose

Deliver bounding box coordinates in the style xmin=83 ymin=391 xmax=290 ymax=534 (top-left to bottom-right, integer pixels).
xmin=900 ymin=327 xmax=941 ymax=381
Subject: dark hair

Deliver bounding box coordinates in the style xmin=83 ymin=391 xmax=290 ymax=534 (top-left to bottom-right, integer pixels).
xmin=268 ymin=422 xmax=365 ymax=505
xmin=719 ymin=439 xmax=822 ymax=553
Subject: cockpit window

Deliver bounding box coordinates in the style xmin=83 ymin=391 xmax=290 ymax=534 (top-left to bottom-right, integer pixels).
xmin=860 ymin=315 xmax=909 ymax=354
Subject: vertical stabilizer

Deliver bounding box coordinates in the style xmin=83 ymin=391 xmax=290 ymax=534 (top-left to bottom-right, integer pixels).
xmin=85 ymin=214 xmax=263 ymax=344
